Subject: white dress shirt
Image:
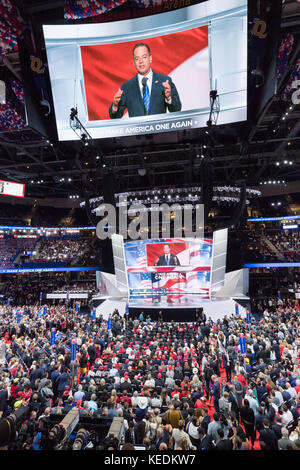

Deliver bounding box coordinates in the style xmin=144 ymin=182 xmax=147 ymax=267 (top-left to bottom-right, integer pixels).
xmin=138 ymin=69 xmax=172 ymax=105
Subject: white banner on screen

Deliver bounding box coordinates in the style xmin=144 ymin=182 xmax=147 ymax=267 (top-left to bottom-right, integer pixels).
xmin=0 ymin=180 xmax=25 ymax=198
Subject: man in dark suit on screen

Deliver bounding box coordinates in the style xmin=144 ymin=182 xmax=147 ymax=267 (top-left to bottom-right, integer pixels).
xmin=154 ymin=244 xmax=181 ymax=266
xmin=109 ymin=43 xmax=182 ymax=119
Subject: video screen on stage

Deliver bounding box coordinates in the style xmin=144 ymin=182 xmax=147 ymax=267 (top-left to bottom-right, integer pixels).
xmin=124 ymin=238 xmax=213 ymax=298
xmin=43 ymin=0 xmax=248 ymax=141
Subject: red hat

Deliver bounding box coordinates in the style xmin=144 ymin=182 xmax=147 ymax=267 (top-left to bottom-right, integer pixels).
xmin=157 ymin=373 xmax=162 ymax=379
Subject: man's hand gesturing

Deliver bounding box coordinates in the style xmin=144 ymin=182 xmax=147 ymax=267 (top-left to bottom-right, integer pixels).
xmin=112 ymin=88 xmax=123 ymax=111
xmin=162 ymin=80 xmax=171 ymax=101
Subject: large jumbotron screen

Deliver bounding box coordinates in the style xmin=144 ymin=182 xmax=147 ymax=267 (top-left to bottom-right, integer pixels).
xmin=124 ymin=238 xmax=213 ymax=300
xmin=43 ymin=0 xmax=248 ymax=141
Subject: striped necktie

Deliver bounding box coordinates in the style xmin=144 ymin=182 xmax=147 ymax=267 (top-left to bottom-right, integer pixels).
xmin=142 ymin=77 xmax=150 ymax=114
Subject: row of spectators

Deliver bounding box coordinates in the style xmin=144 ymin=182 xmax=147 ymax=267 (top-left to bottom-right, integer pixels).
xmin=0 ymin=298 xmax=299 ymax=450
xmin=21 ymin=236 xmax=102 ymax=267
xmin=249 ymin=268 xmax=299 ymax=300
xmin=0 ymin=237 xmax=37 ymax=269
xmin=243 ymin=229 xmax=300 ymax=263
xmin=0 ymin=234 xmax=102 ymax=269
xmin=0 ymin=274 xmax=97 ymax=305
xmin=34 ymin=238 xmax=91 ymax=263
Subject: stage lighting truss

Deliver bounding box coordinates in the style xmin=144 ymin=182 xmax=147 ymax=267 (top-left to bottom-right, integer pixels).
xmin=207 ymin=90 xmax=220 ymax=127
xmin=69 ymin=107 xmax=92 ymax=145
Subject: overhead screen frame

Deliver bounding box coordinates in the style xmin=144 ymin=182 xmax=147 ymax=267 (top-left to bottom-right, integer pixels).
xmin=43 ymin=0 xmax=248 ymax=141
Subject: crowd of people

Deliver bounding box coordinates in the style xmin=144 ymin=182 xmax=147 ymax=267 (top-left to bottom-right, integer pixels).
xmin=33 ymin=238 xmax=92 ymax=263
xmin=0 ymin=297 xmax=299 ymax=451
xmin=0 ymin=237 xmax=38 ymax=269
xmin=0 ymin=274 xmax=97 ymax=305
xmin=244 ymin=229 xmax=300 ymax=263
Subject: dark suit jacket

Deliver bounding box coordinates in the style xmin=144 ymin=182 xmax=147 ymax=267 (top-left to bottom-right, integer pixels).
xmin=109 ymin=71 xmax=181 ymax=119
xmin=198 ymin=434 xmax=214 ymax=450
xmin=259 ymin=428 xmax=278 ymax=450
xmin=124 ymin=428 xmax=138 ymax=445
xmin=201 ymin=415 xmax=211 ymax=434
xmin=155 ymin=253 xmax=181 ymax=266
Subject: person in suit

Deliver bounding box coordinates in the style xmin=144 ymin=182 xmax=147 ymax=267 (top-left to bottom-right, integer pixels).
xmin=124 ymin=421 xmax=138 ymax=445
xmin=109 ymin=43 xmax=182 ymax=119
xmin=259 ymin=418 xmax=278 ymax=450
xmin=155 ymin=244 xmax=181 ymax=266
xmin=200 ymin=407 xmax=211 ymax=434
xmin=198 ymin=427 xmax=214 ymax=450
xmin=228 ymin=385 xmax=240 ymax=422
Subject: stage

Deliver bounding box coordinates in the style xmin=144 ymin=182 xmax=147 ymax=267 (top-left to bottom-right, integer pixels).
xmin=92 ymin=234 xmax=250 ymax=322
xmin=91 ymin=294 xmax=249 ymax=322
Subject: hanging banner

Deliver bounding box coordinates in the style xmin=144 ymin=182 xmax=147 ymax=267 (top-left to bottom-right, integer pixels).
xmin=50 ymin=328 xmax=56 ymax=346
xmin=277 ymin=290 xmax=281 ymax=299
xmin=107 ymin=315 xmax=113 ymax=330
xmin=235 ymin=303 xmax=239 ymax=315
xmin=239 ymin=334 xmax=246 ymax=355
xmin=71 ymin=339 xmax=77 ymax=361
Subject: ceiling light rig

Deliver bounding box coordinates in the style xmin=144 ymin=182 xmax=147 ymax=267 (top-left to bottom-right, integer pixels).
xmin=70 ymin=107 xmax=92 ymax=146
